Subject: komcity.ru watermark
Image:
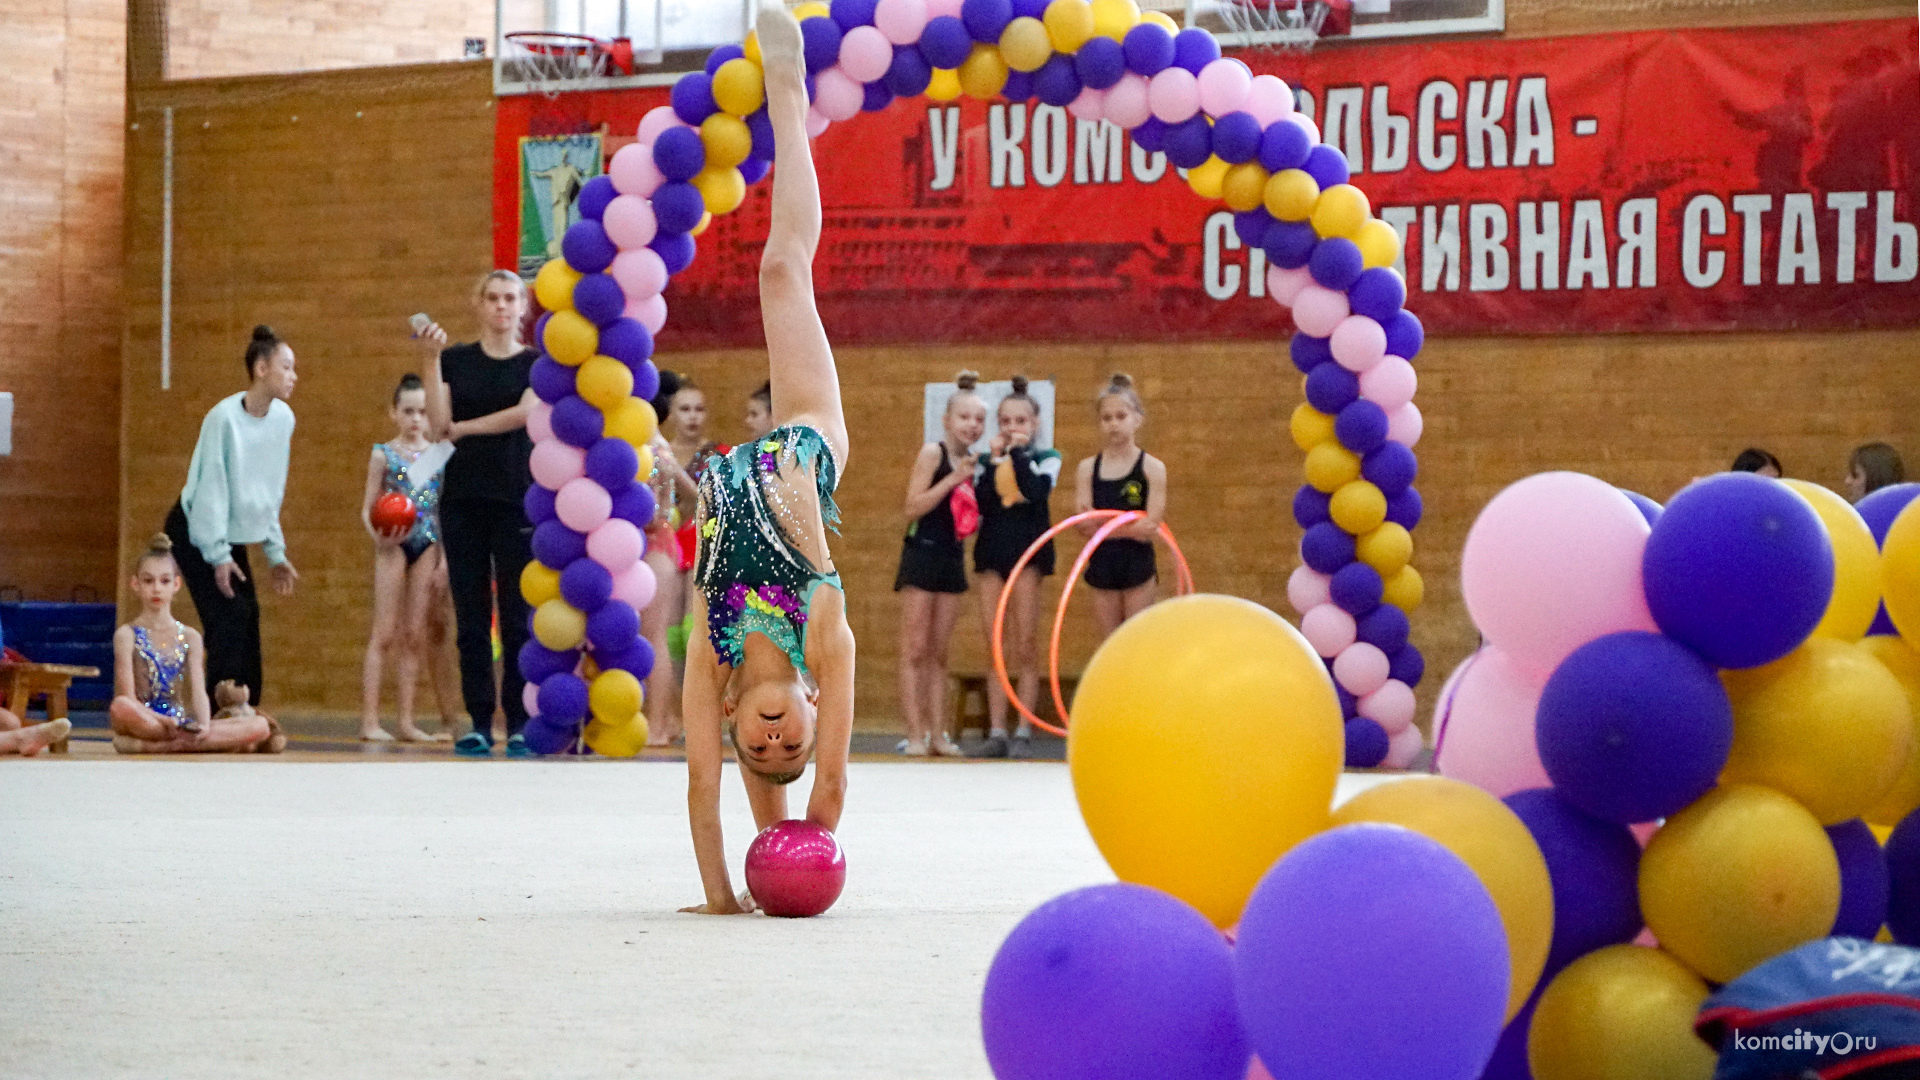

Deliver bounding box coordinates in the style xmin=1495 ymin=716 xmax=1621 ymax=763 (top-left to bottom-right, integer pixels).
xmin=1729 ymin=1028 xmax=1879 ymax=1055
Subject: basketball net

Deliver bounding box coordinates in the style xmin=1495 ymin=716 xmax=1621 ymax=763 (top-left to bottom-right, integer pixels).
xmin=1210 ymin=0 xmax=1330 ymax=52
xmin=503 ymin=32 xmax=612 ymax=99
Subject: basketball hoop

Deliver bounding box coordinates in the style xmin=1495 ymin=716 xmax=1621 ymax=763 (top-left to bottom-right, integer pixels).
xmin=1207 ymin=0 xmax=1339 ymax=52
xmin=503 ymin=31 xmax=613 ymax=97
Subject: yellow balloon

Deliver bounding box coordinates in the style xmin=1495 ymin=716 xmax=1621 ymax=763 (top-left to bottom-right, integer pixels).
xmin=1332 ymin=777 xmax=1554 ymax=1019
xmin=1330 ymin=480 xmax=1387 ymax=535
xmin=691 ymin=210 xmax=713 ymax=236
xmin=533 ymin=258 xmax=582 ymax=312
xmin=580 ymin=653 xmax=601 ymax=680
xmin=634 ymin=444 xmax=655 ymax=486
xmin=1355 ymin=219 xmax=1403 ymax=269
xmin=1527 ymin=946 xmax=1716 ymax=1080
xmin=1357 ymin=522 xmax=1414 ymax=576
xmin=533 ymin=599 xmax=587 ymax=651
xmin=604 ymin=395 xmax=660 ymax=449
xmin=999 ymin=17 xmax=1053 ymax=71
xmin=543 ymin=310 xmax=599 ymax=366
xmin=585 ymin=713 xmax=651 ymax=757
xmin=520 ymin=560 xmax=561 ymax=607
xmin=1140 ymin=9 xmax=1178 ymax=31
xmin=575 ymin=355 xmax=634 ymax=412
xmin=1311 ymin=183 xmax=1371 ymax=239
xmin=743 ymin=31 xmax=761 ymax=64
xmin=1089 ymin=0 xmax=1140 ymax=40
xmin=1303 ymin=442 xmax=1361 ymax=494
xmin=927 ymin=67 xmax=962 ymax=102
xmin=1382 ymin=564 xmax=1425 ymax=611
xmin=1783 ymin=479 xmax=1881 ymax=641
xmin=959 ymin=44 xmax=1009 ymax=100
xmin=1043 ymin=0 xmax=1096 ymax=52
xmin=793 ymin=2 xmax=831 ymax=18
xmin=1220 ymin=162 xmax=1270 ymax=213
xmin=711 ymin=57 xmax=766 ymax=116
xmin=1069 ymin=595 xmax=1342 ymax=927
xmin=1264 ymin=168 xmax=1320 ymax=221
xmin=692 ymin=166 xmax=746 ymax=215
xmin=1289 ymin=402 xmax=1334 ymax=453
xmin=700 ymin=112 xmax=753 ymax=169
xmin=1860 ymin=634 xmax=1920 ymax=825
xmin=1887 ymin=499 xmax=1920 ymax=643
xmin=589 ymin=668 xmax=645 ymax=722
xmin=1186 ymin=156 xmax=1229 ymax=200
xmin=1720 ymin=637 xmax=1912 ymax=824
xmin=1639 ymin=783 xmax=1840 ymax=984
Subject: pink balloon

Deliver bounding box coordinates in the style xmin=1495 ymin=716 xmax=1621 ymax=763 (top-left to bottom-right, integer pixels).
xmin=873 ymin=0 xmax=929 ymax=44
xmin=1460 ymin=472 xmax=1660 ymax=676
xmin=1433 ymin=647 xmax=1553 ymax=799
xmin=556 ymin=477 xmax=614 ymax=532
xmin=1631 ymin=820 xmax=1659 ymax=848
xmin=602 ymin=194 xmax=658 ymax=250
xmin=1333 ymin=642 xmax=1390 ymax=697
xmin=924 ymin=0 xmax=964 ymax=17
xmin=628 ymin=292 xmax=668 ymax=334
xmin=1103 ymin=74 xmax=1151 ymax=130
xmin=1288 ymin=111 xmax=1321 ymax=145
xmin=1330 ymin=315 xmax=1387 ymax=372
xmin=1266 ymin=265 xmax=1312 ymax=306
xmin=1247 ymin=1057 xmax=1275 ymax=1080
xmin=806 ymin=107 xmax=831 ymax=139
xmin=1634 ymin=926 xmax=1660 ymax=948
xmin=1244 ymin=74 xmax=1293 ymax=125
xmin=637 ymin=105 xmax=685 ymax=144
xmin=1147 ymin=67 xmax=1200 ymax=124
xmin=1383 ymin=722 xmax=1425 ymax=769
xmin=838 ymin=25 xmax=893 ymax=82
xmin=610 ymin=247 xmax=669 ymax=301
xmin=587 ymin=518 xmax=645 ymax=573
xmin=610 ymin=559 xmax=659 ymax=610
xmin=1287 ymin=564 xmax=1331 ymax=615
xmin=1196 ymin=57 xmax=1252 ymax=118
xmin=1068 ymin=86 xmax=1106 ymax=121
xmin=1300 ymin=603 xmax=1357 ymax=658
xmin=1359 ymin=678 xmax=1416 ymax=735
xmin=609 ymin=143 xmax=666 ymax=198
xmin=1290 ymin=284 xmax=1350 ymax=337
xmin=814 ymin=67 xmax=864 ymax=123
xmin=1359 ymin=356 xmax=1417 ymax=411
xmin=522 ymin=681 xmax=542 ymax=718
xmin=530 ymin=439 xmax=587 ymax=490
xmin=1386 ymin=402 xmax=1423 ymax=447
xmin=527 ymin=402 xmax=555 ymax=443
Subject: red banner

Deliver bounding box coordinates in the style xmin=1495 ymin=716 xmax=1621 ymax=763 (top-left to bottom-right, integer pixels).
xmin=494 ymin=19 xmax=1920 ymax=349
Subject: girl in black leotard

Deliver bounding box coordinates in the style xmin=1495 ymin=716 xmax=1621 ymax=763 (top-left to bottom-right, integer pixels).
xmin=895 ymin=371 xmax=986 ymax=756
xmin=1074 ymin=373 xmax=1168 ymax=639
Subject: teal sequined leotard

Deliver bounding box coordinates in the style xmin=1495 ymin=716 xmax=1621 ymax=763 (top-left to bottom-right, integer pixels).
xmin=693 ymin=424 xmax=843 ymax=678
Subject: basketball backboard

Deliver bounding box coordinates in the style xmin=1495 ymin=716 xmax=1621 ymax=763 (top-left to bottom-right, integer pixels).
xmin=1187 ymin=0 xmax=1503 ymax=49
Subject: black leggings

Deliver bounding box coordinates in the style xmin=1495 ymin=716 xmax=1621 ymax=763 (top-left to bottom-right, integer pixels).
xmin=440 ymin=499 xmax=534 ymax=737
xmin=165 ymin=501 xmax=263 ymax=708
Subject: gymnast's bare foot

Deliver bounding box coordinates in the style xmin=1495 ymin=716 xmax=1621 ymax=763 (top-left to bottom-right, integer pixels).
xmin=396 ymin=723 xmax=438 ymax=743
xmin=8 ymin=718 xmax=70 ymax=756
xmin=358 ymin=724 xmax=396 ymax=743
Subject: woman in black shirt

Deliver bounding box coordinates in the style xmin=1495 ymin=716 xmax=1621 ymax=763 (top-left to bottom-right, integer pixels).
xmin=416 ymin=271 xmax=540 ymax=757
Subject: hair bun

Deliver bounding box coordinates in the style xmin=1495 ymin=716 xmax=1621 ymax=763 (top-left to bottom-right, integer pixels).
xmin=1108 ymin=372 xmax=1134 ymax=390
xmin=955 ymin=370 xmax=980 ymax=391
xmin=147 ymin=533 xmax=173 ymax=553
xmin=251 ymin=325 xmax=277 ymax=342
xmin=1009 ymin=374 xmax=1029 ymax=394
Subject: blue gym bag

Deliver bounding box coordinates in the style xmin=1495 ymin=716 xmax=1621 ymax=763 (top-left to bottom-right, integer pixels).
xmin=1696 ymin=938 xmax=1920 ymax=1079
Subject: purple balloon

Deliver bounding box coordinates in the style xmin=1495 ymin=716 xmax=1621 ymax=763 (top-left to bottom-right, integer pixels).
xmin=671 ymin=70 xmax=718 ymax=125
xmin=885 ymin=45 xmax=934 ymax=98
xmin=1303 ymin=143 xmax=1350 ymax=188
xmin=652 ymin=127 xmax=707 ymax=182
xmin=524 ymin=483 xmax=557 ymax=526
xmin=1388 ymin=642 xmax=1424 ymax=687
xmin=537 ymin=672 xmax=590 ymax=723
xmin=532 ymin=520 xmax=588 ymax=569
xmin=1209 ymin=111 xmax=1262 ymax=164
xmin=1259 ymin=119 xmax=1312 ymax=172
xmin=1122 ymin=22 xmax=1175 ymax=76
xmin=1234 ymin=206 xmax=1275 ymax=248
xmin=597 ymin=637 xmax=657 ymax=681
xmin=740 ymin=155 xmax=772 ymax=184
xmin=1291 ymin=332 xmax=1333 ymax=374
xmin=800 ymin=14 xmax=844 ymax=72
xmin=917 ymin=15 xmax=971 ymax=67
xmin=1074 ymin=35 xmax=1127 ymax=90
xmin=577 ymin=175 xmax=618 ymax=221
xmin=610 ymin=484 xmax=657 ymax=527
xmin=1309 ymin=237 xmax=1365 ymax=291
xmin=586 ymin=598 xmax=641 ymax=652
xmin=983 ymin=883 xmax=1248 ymax=1080
xmin=530 ymin=356 xmax=577 ymax=404
xmin=1293 ymin=485 xmax=1332 ymax=529
xmin=1621 ymin=489 xmax=1663 ymax=526
xmin=704 ymin=43 xmax=745 ymax=74
xmin=1262 ymin=220 xmax=1317 ymax=270
xmin=1304 ymin=361 xmax=1359 ymax=414
xmin=1859 ymin=483 xmax=1920 ymax=543
xmin=631 ymin=359 xmax=661 ymax=403
xmin=1504 ymin=787 xmax=1644 ymax=976
xmin=1001 ymin=69 xmax=1034 ymax=103
xmin=1887 ymin=809 xmax=1920 ymax=944
xmin=1033 ymin=53 xmax=1083 ymax=107
xmin=517 ymin=640 xmax=579 ymax=685
xmin=1344 ymin=717 xmax=1389 ymax=767
xmin=1170 ymin=28 xmax=1220 ymax=74
xmin=832 ymin=0 xmax=878 ymax=29
xmin=1335 ymin=399 xmax=1388 ymax=455
xmin=596 ymin=318 xmax=654 ymax=366
xmin=1536 ymin=631 xmax=1734 ymax=824
xmin=1386 ymin=486 xmax=1423 ymax=529
xmin=1830 ymin=819 xmax=1891 ymax=939
xmin=747 ymin=108 xmax=777 ymax=160
xmin=1235 ymin=825 xmax=1509 ymax=1080
xmin=560 ymin=557 xmax=614 ymax=613
xmin=1010 ymin=0 xmax=1047 ymax=17
xmin=650 ymin=180 xmax=705 ymax=235
xmin=1131 ymin=116 xmax=1168 ymax=152
xmin=1363 ymin=442 xmax=1418 ymax=496
xmin=1643 ymin=472 xmax=1833 ymax=669
xmin=572 ymin=272 xmax=627 ymax=326
xmin=962 ymin=0 xmax=1012 ymax=41
xmin=1479 ymin=995 xmax=1539 ymax=1080
xmin=862 ymin=79 xmax=895 ymax=112
xmin=1164 ymin=115 xmax=1213 ymax=169
xmin=522 ymin=713 xmax=580 ymax=755
xmin=561 ymin=219 xmax=617 ymax=275
xmin=1348 ymin=267 xmax=1406 ymax=322
xmin=1335 ymin=682 xmax=1357 ymax=718
xmin=552 ymin=394 xmax=605 ymax=449
xmin=1384 ymin=309 xmax=1425 ymax=359
xmin=1330 ymin=562 xmax=1383 ymax=616
xmin=585 ymin=436 xmax=640 ymax=492
xmin=651 ymin=230 xmax=697 ymax=275
xmin=1356 ymin=603 xmax=1410 ymax=653
xmin=1301 ymin=522 xmax=1356 ymax=575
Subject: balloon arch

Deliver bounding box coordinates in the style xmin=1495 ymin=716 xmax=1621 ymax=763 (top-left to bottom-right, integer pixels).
xmin=511 ymin=0 xmax=1426 ymax=763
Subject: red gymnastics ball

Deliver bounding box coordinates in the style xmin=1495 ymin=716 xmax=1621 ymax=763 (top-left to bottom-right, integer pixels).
xmin=744 ymin=819 xmax=847 ymax=918
xmin=371 ymin=491 xmax=418 ymax=536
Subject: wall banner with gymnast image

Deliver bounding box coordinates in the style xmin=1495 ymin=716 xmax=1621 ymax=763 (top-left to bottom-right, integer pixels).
xmin=517 ymin=132 xmax=603 ymax=278
xmin=923 ymin=379 xmax=1056 ymax=456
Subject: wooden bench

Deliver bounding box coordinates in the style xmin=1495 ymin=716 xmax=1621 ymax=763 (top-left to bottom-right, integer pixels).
xmin=2 ymin=661 xmax=100 ymax=754
xmin=947 ymin=672 xmax=1078 ymax=738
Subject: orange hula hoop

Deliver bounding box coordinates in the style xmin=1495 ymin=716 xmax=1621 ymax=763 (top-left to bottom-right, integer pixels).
xmin=988 ymin=509 xmax=1193 ymax=738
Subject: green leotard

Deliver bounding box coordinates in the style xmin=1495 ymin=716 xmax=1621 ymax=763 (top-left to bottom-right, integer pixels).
xmin=693 ymin=423 xmax=843 ymax=678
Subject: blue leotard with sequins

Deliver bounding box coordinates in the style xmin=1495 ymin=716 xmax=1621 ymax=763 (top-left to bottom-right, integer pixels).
xmin=378 ymin=442 xmax=443 ymax=560
xmin=693 ymin=424 xmax=843 ymax=677
xmin=133 ymin=621 xmax=190 ymax=726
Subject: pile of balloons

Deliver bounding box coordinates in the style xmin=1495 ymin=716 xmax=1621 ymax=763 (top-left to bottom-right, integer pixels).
xmin=982 ymin=594 xmax=1553 ymax=1080
xmin=1432 ymin=469 xmax=1920 ymax=1079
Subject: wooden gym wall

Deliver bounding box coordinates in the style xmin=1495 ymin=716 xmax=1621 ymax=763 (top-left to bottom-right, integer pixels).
xmin=117 ymin=0 xmax=1917 ymax=724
